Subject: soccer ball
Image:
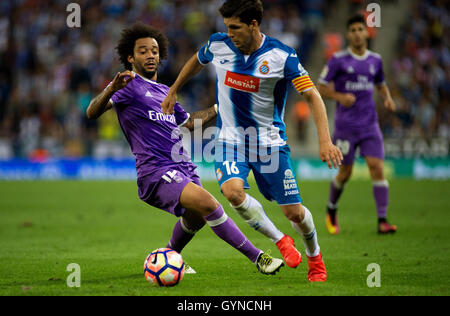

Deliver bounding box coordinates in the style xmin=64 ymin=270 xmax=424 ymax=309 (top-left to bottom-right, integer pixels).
xmin=143 ymin=248 xmax=185 ymax=286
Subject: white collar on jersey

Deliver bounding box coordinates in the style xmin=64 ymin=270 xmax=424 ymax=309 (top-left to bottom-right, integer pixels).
xmin=243 ymin=33 xmax=267 ymax=60
xmin=347 ymin=47 xmax=370 ymax=61
xmin=132 ymin=71 xmax=159 ymax=84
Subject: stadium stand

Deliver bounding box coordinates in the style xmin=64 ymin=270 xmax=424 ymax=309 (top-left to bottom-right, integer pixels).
xmin=0 ymin=0 xmax=447 ymax=160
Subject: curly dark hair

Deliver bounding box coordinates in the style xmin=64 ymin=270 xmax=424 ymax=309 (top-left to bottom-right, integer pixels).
xmin=219 ymin=0 xmax=264 ymax=25
xmin=116 ymin=22 xmax=169 ymax=71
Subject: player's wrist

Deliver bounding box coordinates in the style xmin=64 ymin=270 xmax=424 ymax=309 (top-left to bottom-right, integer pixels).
xmin=168 ymin=85 xmax=180 ymax=96
xmin=336 ymin=93 xmax=347 ymax=103
xmin=105 ymin=84 xmax=118 ymax=96
xmin=319 ymin=138 xmax=333 ymax=146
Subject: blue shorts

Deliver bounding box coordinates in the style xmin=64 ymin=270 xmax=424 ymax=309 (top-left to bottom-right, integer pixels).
xmin=214 ymin=144 xmax=302 ymax=205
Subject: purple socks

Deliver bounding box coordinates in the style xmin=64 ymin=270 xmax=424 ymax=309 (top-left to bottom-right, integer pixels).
xmin=328 ymin=178 xmax=344 ymax=208
xmin=373 ymin=181 xmax=389 ymax=219
xmin=166 ymin=205 xmax=261 ymax=263
xmin=204 ymin=205 xmax=261 ymax=263
xmin=167 ymin=219 xmax=197 ymax=253
xmin=329 ymin=178 xmax=389 ymax=219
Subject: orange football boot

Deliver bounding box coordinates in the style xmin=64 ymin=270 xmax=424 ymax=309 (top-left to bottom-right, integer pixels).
xmin=378 ymin=221 xmax=397 ymax=234
xmin=307 ymin=252 xmax=327 ymax=282
xmin=275 ymin=235 xmax=302 ymax=268
xmin=326 ymin=206 xmax=340 ymax=235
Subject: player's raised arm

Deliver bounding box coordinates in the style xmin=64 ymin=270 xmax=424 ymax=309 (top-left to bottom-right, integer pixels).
xmin=161 ymin=53 xmax=204 ymax=115
xmin=302 ymin=87 xmax=344 ymax=169
xmin=86 ymin=71 xmax=135 ymax=119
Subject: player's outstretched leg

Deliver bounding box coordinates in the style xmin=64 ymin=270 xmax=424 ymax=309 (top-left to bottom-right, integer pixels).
xmin=222 ymin=179 xmax=301 ymax=268
xmin=180 ymin=182 xmax=284 ymax=275
xmin=166 ymin=211 xmax=205 ymax=274
xmin=167 ymin=212 xmax=204 ymax=253
xmin=283 ymin=204 xmax=327 ymax=282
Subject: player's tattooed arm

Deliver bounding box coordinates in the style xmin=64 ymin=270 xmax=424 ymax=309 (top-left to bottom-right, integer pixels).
xmin=162 ymin=53 xmax=204 ymax=115
xmin=182 ymin=104 xmax=217 ymax=131
xmin=86 ymin=71 xmax=135 ymax=119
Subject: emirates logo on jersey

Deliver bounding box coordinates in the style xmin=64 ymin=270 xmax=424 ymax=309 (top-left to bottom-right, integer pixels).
xmin=225 ymin=71 xmax=260 ymax=93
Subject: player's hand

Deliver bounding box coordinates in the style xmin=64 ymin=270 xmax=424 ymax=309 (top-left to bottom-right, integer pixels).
xmin=339 ymin=93 xmax=356 ymax=107
xmin=319 ymin=141 xmax=344 ymax=169
xmin=161 ymin=89 xmax=177 ymax=114
xmin=109 ymin=71 xmax=135 ymax=93
xmin=384 ymin=97 xmax=396 ymax=112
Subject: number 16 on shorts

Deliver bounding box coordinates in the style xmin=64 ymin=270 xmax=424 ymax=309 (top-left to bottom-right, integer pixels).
xmin=223 ymin=161 xmax=239 ymax=175
xmin=216 ymin=161 xmax=242 ymax=182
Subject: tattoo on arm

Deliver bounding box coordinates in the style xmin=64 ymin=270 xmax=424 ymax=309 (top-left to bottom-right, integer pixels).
xmin=183 ymin=106 xmax=217 ymax=131
xmin=86 ymin=88 xmax=114 ymax=119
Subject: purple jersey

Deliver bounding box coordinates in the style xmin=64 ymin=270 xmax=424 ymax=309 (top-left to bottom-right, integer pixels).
xmin=319 ymin=48 xmax=385 ymax=130
xmin=109 ymin=73 xmax=193 ymax=178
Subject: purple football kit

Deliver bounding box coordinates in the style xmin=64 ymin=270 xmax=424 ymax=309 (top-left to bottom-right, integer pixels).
xmin=109 ymin=73 xmax=263 ymax=263
xmin=319 ymin=48 xmax=386 ymax=165
xmin=110 ymin=73 xmax=199 ymax=217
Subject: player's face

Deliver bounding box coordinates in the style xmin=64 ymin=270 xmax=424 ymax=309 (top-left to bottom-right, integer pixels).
xmin=223 ymin=17 xmax=256 ymax=54
xmin=128 ymin=37 xmax=160 ymax=80
xmin=347 ymin=22 xmax=368 ymax=49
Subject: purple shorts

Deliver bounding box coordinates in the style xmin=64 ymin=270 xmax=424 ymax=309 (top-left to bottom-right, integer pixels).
xmin=137 ymin=164 xmax=201 ymax=217
xmin=333 ymin=124 xmax=384 ymax=165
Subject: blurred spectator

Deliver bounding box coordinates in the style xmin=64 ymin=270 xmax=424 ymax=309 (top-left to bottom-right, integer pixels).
xmin=3 ymin=0 xmax=446 ymax=160
xmin=379 ymin=0 xmax=449 ymax=141
xmin=292 ymin=100 xmax=310 ymax=142
xmin=323 ymin=33 xmax=344 ymax=60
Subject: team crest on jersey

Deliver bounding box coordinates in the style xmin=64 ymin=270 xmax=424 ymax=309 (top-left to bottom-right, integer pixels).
xmin=216 ymin=168 xmax=223 ymax=181
xmin=369 ymin=64 xmax=376 ymax=75
xmin=259 ymin=61 xmax=270 ymax=75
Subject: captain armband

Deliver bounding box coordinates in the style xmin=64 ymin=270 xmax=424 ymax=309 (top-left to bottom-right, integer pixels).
xmin=292 ymin=75 xmax=315 ymax=94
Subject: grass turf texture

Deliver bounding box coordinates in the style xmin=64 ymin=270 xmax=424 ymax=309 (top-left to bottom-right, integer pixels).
xmin=0 ymin=179 xmax=449 ymax=296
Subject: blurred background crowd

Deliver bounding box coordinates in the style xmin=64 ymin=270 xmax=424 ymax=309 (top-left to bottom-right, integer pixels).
xmin=378 ymin=0 xmax=449 ymax=140
xmin=0 ymin=0 xmax=448 ymax=160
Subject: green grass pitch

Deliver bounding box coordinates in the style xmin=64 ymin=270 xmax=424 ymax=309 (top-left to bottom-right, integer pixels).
xmin=0 ymin=179 xmax=449 ymax=296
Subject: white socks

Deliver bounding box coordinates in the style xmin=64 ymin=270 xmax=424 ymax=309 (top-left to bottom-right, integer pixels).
xmin=232 ymin=194 xmax=284 ymax=243
xmin=232 ymin=195 xmax=321 ymax=257
xmin=291 ymin=206 xmax=320 ymax=257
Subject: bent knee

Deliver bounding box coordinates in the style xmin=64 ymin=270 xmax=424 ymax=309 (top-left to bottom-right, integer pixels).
xmin=367 ymin=163 xmax=384 ymax=180
xmin=338 ymin=166 xmax=353 ymax=183
xmin=197 ymin=195 xmax=220 ymax=214
xmin=222 ymin=186 xmax=246 ymax=207
xmin=281 ymin=204 xmax=305 ymax=223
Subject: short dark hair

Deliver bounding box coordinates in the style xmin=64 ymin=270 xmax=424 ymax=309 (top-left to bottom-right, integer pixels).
xmin=219 ymin=0 xmax=264 ymax=25
xmin=116 ymin=22 xmax=169 ymax=70
xmin=347 ymin=14 xmax=367 ymax=29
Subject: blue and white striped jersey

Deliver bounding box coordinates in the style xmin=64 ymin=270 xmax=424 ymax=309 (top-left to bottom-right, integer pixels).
xmin=198 ymin=33 xmax=315 ymax=147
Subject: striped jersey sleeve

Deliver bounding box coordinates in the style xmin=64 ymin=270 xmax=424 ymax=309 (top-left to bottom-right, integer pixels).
xmin=284 ymin=48 xmax=315 ymax=93
xmin=292 ymin=75 xmax=315 ymax=93
xmin=197 ymin=33 xmax=228 ymax=65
